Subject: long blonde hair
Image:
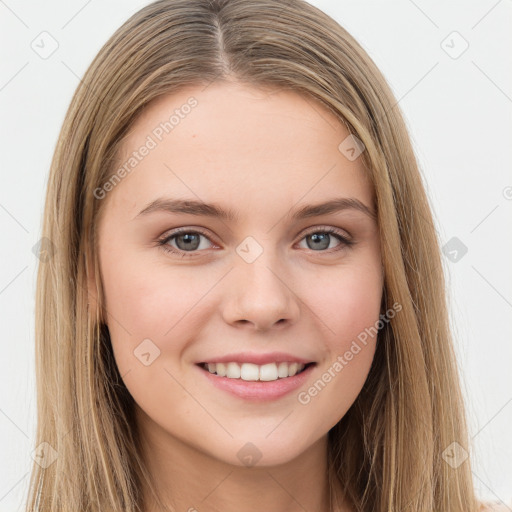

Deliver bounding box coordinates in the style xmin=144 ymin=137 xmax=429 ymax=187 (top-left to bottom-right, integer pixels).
xmin=27 ymin=0 xmax=481 ymax=510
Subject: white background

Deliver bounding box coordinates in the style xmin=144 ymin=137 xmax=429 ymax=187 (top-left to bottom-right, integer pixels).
xmin=0 ymin=0 xmax=511 ymax=510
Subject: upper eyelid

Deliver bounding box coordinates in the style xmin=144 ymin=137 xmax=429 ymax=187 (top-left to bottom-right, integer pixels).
xmin=160 ymin=225 xmax=352 ymax=246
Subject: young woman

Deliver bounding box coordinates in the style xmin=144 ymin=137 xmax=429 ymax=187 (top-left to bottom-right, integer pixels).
xmin=26 ymin=0 xmax=501 ymax=510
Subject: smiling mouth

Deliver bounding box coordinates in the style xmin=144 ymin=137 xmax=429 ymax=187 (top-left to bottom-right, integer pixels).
xmin=197 ymin=361 xmax=316 ymax=382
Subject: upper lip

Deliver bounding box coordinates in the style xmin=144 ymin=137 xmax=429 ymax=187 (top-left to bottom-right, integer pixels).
xmin=197 ymin=352 xmax=315 ymax=365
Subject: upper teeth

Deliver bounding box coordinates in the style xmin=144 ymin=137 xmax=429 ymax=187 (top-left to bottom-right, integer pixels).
xmin=204 ymin=362 xmax=307 ymax=381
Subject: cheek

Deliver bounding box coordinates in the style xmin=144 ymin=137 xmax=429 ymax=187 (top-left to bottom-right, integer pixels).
xmin=99 ymin=249 xmax=209 ymax=415
xmin=99 ymin=244 xmax=221 ymax=372
xmin=101 ymin=240 xmax=202 ymax=326
xmin=306 ymin=257 xmax=383 ymax=344
xmin=296 ymin=258 xmax=382 ymax=420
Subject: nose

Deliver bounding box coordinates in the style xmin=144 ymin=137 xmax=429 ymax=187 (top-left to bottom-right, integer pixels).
xmin=221 ymin=253 xmax=300 ymax=332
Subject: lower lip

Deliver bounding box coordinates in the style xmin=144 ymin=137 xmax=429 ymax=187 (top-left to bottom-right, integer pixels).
xmin=196 ymin=363 xmax=316 ymax=401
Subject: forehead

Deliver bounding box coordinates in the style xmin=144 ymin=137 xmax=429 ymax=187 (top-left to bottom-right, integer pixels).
xmin=104 ymin=81 xmax=374 ymax=219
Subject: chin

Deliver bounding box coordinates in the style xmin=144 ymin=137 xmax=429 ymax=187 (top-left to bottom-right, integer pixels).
xmin=203 ymin=432 xmax=317 ymax=469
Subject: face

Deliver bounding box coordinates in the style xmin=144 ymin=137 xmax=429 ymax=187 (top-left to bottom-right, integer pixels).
xmin=91 ymin=81 xmax=383 ymax=468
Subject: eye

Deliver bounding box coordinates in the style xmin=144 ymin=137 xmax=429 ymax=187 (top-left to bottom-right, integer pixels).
xmin=157 ymin=226 xmax=354 ymax=258
xmin=296 ymin=227 xmax=354 ymax=253
xmin=157 ymin=228 xmax=215 ymax=258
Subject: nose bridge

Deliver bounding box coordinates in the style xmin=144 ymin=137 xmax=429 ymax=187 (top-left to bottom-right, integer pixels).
xmin=223 ymin=235 xmax=299 ymax=329
xmin=236 ymin=236 xmax=290 ymax=302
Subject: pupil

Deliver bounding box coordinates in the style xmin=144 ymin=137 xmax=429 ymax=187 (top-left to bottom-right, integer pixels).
xmin=309 ymin=233 xmax=329 ymax=250
xmin=178 ymin=233 xmax=199 ymax=251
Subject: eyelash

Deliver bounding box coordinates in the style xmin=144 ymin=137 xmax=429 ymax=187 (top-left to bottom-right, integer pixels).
xmin=156 ymin=226 xmax=354 ymax=259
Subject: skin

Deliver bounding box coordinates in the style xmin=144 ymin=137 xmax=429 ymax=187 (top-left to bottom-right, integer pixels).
xmin=89 ymin=80 xmax=383 ymax=512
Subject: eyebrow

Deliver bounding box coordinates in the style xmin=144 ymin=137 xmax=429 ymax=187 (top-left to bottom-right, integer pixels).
xmin=134 ymin=196 xmax=377 ymax=222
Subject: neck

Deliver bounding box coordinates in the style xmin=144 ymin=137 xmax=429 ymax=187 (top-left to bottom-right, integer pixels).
xmin=136 ymin=406 xmax=338 ymax=512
